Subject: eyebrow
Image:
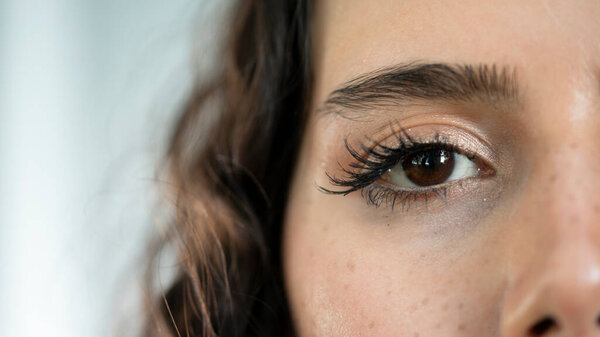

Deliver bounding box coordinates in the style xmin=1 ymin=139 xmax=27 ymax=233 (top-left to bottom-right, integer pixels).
xmin=322 ymin=62 xmax=520 ymax=114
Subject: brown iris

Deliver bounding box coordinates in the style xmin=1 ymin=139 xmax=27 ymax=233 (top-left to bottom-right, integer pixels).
xmin=401 ymin=149 xmax=455 ymax=186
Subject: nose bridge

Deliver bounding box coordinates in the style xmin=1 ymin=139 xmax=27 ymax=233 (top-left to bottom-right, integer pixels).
xmin=501 ymin=133 xmax=600 ymax=336
xmin=545 ymin=140 xmax=600 ymax=236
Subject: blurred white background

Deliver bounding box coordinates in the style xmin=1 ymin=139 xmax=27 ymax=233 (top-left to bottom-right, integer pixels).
xmin=0 ymin=0 xmax=228 ymax=336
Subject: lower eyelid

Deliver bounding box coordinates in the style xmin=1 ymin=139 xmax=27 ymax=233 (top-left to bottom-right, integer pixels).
xmin=368 ymin=173 xmax=496 ymax=210
xmin=362 ymin=182 xmax=449 ymax=209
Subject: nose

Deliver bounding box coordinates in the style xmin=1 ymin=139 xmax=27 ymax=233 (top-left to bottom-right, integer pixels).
xmin=501 ymin=245 xmax=600 ymax=336
xmin=501 ymin=147 xmax=600 ymax=337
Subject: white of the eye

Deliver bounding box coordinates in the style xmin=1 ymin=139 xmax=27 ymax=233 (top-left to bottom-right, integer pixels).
xmin=446 ymin=153 xmax=479 ymax=181
xmin=386 ymin=152 xmax=479 ymax=187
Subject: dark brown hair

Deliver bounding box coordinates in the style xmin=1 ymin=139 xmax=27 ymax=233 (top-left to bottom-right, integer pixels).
xmin=144 ymin=1 xmax=312 ymax=336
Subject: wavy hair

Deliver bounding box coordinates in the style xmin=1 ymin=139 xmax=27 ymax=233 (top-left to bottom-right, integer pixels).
xmin=144 ymin=1 xmax=313 ymax=336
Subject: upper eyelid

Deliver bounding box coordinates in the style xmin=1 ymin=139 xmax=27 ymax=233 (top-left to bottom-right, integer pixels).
xmin=365 ymin=131 xmax=480 ymax=163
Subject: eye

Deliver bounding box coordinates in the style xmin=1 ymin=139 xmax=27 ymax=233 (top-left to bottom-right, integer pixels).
xmin=384 ymin=147 xmax=480 ymax=187
xmin=319 ymin=132 xmax=497 ymax=209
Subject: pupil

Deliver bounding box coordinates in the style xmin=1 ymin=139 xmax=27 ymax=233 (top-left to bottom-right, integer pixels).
xmin=402 ymin=149 xmax=455 ymax=186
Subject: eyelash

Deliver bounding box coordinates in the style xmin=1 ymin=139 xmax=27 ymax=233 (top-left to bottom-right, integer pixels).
xmin=320 ymin=129 xmax=480 ymax=210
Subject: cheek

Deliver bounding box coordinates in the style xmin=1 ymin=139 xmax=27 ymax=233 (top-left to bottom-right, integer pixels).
xmin=283 ymin=182 xmax=507 ymax=336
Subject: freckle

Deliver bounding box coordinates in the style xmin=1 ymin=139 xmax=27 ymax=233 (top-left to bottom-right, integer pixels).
xmin=387 ymin=290 xmax=392 ymax=295
xmin=386 ymin=223 xmax=390 ymax=227
xmin=442 ymin=303 xmax=448 ymax=311
xmin=369 ymin=321 xmax=375 ymax=329
xmin=435 ymin=323 xmax=441 ymax=329
xmin=419 ymin=253 xmax=426 ymax=258
xmin=458 ymin=324 xmax=466 ymax=331
xmin=344 ymin=284 xmax=349 ymax=290
xmin=346 ymin=262 xmax=355 ymax=272
xmin=414 ymin=333 xmax=420 ymax=337
xmin=549 ymin=174 xmax=558 ymax=183
xmin=422 ymin=298 xmax=429 ymax=306
xmin=447 ymin=279 xmax=454 ymax=285
xmin=458 ymin=302 xmax=463 ymax=310
xmin=570 ymin=142 xmax=578 ymax=149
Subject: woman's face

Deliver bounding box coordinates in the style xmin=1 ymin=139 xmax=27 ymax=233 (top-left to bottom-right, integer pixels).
xmin=283 ymin=1 xmax=600 ymax=336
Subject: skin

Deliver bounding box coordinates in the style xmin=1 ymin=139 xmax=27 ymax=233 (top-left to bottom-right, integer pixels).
xmin=282 ymin=1 xmax=600 ymax=336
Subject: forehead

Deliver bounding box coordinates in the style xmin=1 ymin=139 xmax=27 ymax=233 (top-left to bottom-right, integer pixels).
xmin=313 ymin=0 xmax=600 ymax=105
